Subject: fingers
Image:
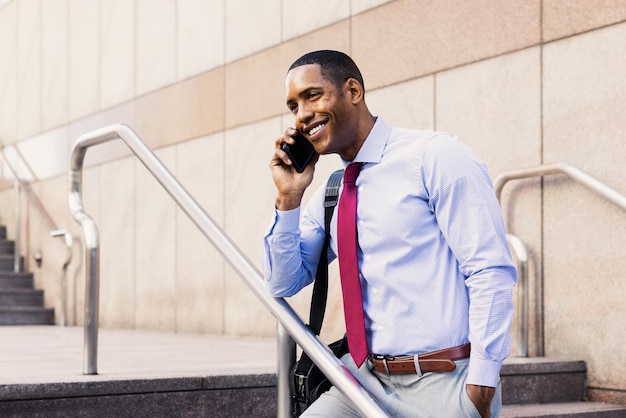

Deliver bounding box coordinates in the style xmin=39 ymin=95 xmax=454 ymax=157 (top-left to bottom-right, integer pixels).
xmin=272 ymin=128 xmax=298 ymax=168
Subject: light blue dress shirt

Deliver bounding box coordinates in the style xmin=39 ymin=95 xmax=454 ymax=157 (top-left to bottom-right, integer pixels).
xmin=262 ymin=118 xmax=517 ymax=387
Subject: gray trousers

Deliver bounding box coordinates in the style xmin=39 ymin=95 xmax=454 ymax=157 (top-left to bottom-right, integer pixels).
xmin=302 ymin=355 xmax=502 ymax=418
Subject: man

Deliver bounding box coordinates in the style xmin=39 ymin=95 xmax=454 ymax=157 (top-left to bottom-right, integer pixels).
xmin=262 ymin=50 xmax=516 ymax=417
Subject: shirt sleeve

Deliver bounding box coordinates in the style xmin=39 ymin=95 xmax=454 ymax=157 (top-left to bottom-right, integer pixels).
xmin=421 ymin=134 xmax=517 ymax=387
xmin=261 ymin=183 xmax=328 ymax=298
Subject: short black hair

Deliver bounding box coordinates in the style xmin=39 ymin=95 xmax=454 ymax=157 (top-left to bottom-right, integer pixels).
xmin=288 ymin=50 xmax=365 ymax=90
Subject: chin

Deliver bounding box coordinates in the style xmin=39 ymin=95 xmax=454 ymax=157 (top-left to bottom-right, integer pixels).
xmin=313 ymin=139 xmax=332 ymax=155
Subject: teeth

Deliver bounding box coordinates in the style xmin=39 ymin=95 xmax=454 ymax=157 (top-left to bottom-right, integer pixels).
xmin=308 ymin=124 xmax=325 ymax=136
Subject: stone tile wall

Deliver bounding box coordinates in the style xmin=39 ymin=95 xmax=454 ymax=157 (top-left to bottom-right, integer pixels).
xmin=0 ymin=0 xmax=624 ymax=403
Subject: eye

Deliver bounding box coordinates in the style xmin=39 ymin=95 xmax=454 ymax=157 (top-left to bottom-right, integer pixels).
xmin=288 ymin=103 xmax=298 ymax=113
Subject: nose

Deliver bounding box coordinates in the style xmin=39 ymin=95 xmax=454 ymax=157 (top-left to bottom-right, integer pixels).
xmin=296 ymin=102 xmax=314 ymax=125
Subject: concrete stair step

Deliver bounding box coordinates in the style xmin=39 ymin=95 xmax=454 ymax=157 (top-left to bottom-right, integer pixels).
xmin=0 ymin=240 xmax=14 ymax=255
xmin=501 ymin=357 xmax=586 ymax=404
xmin=501 ymin=401 xmax=626 ymax=417
xmin=2 ymin=326 xmax=624 ymax=417
xmin=0 ymin=327 xmax=278 ymax=417
xmin=0 ymin=255 xmax=24 ymax=272
xmin=0 ymin=306 xmax=54 ymax=325
xmin=0 ymin=288 xmax=44 ymax=306
xmin=0 ymin=374 xmax=276 ymax=417
xmin=0 ymin=272 xmax=34 ymax=288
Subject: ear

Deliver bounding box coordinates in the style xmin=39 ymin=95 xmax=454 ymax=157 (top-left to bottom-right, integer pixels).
xmin=345 ymin=78 xmax=364 ymax=104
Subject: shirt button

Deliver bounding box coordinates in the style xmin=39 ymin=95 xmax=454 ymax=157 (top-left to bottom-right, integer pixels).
xmin=372 ymin=288 xmax=379 ymax=296
xmin=359 ymin=220 xmax=364 ymax=226
xmin=365 ymin=255 xmax=372 ymax=261
xmin=377 ymin=326 xmax=384 ymax=333
xmin=358 ymin=186 xmax=364 ymax=192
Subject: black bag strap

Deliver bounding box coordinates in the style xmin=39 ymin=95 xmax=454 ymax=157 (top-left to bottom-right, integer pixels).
xmin=308 ymin=169 xmax=344 ymax=335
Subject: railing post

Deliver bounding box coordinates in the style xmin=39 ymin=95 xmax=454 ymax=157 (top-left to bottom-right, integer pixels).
xmin=13 ymin=179 xmax=20 ymax=273
xmin=277 ymin=322 xmax=296 ymax=418
xmin=50 ymin=230 xmax=74 ymax=327
xmin=506 ymin=234 xmax=529 ymax=357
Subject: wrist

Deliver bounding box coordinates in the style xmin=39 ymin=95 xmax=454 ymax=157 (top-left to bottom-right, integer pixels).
xmin=275 ymin=192 xmax=304 ymax=211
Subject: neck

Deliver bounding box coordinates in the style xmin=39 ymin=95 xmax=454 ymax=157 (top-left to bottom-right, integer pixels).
xmin=340 ymin=113 xmax=376 ymax=161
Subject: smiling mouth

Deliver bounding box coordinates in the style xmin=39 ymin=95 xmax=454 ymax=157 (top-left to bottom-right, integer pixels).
xmin=307 ymin=123 xmax=326 ymax=136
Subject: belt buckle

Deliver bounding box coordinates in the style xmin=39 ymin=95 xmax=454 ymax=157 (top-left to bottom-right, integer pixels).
xmin=372 ymin=354 xmax=395 ymax=374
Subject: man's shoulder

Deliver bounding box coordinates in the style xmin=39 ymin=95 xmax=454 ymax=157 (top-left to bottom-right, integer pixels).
xmin=391 ymin=126 xmax=455 ymax=140
xmin=387 ymin=127 xmax=460 ymax=154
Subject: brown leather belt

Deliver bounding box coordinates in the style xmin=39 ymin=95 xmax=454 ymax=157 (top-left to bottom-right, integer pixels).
xmin=369 ymin=343 xmax=471 ymax=374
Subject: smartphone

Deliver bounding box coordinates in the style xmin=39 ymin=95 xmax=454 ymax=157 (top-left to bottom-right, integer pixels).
xmin=281 ymin=131 xmax=316 ymax=173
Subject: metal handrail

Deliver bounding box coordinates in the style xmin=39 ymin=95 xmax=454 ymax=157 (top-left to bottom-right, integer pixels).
xmin=494 ymin=162 xmax=626 ymax=210
xmin=0 ymin=147 xmax=74 ymax=325
xmin=495 ymin=162 xmax=626 ymax=357
xmin=68 ymin=124 xmax=387 ymax=417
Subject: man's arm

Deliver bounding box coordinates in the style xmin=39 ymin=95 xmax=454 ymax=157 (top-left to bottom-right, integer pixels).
xmin=262 ymin=130 xmax=325 ymax=297
xmin=422 ymin=134 xmax=516 ymax=415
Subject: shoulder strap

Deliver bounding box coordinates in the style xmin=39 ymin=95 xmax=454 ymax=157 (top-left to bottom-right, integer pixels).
xmin=309 ymin=169 xmax=344 ymax=335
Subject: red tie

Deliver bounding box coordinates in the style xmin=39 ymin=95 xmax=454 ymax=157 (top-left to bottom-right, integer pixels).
xmin=337 ymin=162 xmax=368 ymax=367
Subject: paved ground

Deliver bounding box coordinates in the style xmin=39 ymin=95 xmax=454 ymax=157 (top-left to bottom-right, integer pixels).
xmin=0 ymin=325 xmax=277 ymax=385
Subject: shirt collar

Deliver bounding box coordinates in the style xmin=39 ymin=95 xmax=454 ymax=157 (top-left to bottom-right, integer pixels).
xmin=343 ymin=116 xmax=391 ymax=167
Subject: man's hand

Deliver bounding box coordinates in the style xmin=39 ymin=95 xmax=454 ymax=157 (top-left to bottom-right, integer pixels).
xmin=271 ymin=128 xmax=317 ymax=211
xmin=466 ymin=384 xmax=495 ymax=418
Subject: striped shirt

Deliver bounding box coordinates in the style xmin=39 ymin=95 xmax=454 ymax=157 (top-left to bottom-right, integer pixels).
xmin=262 ymin=117 xmax=517 ymax=387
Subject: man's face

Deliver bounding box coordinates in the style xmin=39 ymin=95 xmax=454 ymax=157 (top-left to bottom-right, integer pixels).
xmin=285 ymin=64 xmax=357 ymax=156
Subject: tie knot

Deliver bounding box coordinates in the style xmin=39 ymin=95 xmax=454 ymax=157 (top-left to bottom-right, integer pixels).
xmin=344 ymin=162 xmax=363 ymax=184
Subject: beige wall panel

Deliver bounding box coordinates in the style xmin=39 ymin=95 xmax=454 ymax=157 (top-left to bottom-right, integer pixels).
xmin=0 ymin=1 xmax=17 ymax=142
xmin=436 ymin=48 xmax=542 ymax=177
xmin=351 ymin=0 xmax=395 ymax=16
xmin=543 ymin=0 xmax=626 ymax=42
xmin=134 ymin=147 xmax=177 ymax=331
xmin=175 ymin=133 xmax=226 ymax=334
xmin=352 ymin=0 xmax=541 ymax=90
xmin=136 ymin=68 xmax=225 ymax=150
xmin=225 ymin=0 xmax=281 ymax=63
xmin=16 ymin=127 xmax=70 ymax=180
xmin=225 ymin=21 xmax=351 ymax=129
xmin=223 ymin=118 xmax=281 ymax=336
xmin=69 ymin=0 xmax=100 ymax=122
xmin=177 ymin=0 xmax=225 ymax=81
xmin=282 ymin=0 xmax=350 ymax=41
xmin=542 ymin=23 xmax=626 ymax=391
xmin=136 ymin=0 xmax=176 ymax=96
xmin=69 ymin=101 xmax=137 ymax=168
xmin=16 ymin=0 xmax=41 ymax=140
xmin=436 ymin=48 xmax=543 ymax=356
xmin=0 ymin=190 xmax=15 ymax=230
xmin=100 ymin=0 xmax=135 ymax=110
xmin=41 ymin=0 xmax=68 ymax=131
xmin=543 ymin=24 xmax=626 ymax=177
xmin=98 ymin=157 xmax=136 ymax=328
xmin=366 ymin=76 xmax=435 ymax=130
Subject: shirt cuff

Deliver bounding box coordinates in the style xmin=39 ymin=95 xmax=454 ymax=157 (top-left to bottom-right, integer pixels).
xmin=466 ymin=357 xmax=502 ymax=387
xmin=274 ymin=207 xmax=301 ymax=233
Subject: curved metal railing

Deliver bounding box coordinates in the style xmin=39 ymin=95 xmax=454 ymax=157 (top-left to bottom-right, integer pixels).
xmin=495 ymin=162 xmax=626 ymax=356
xmin=69 ymin=124 xmax=387 ymax=417
xmin=494 ymin=162 xmax=626 ymax=210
